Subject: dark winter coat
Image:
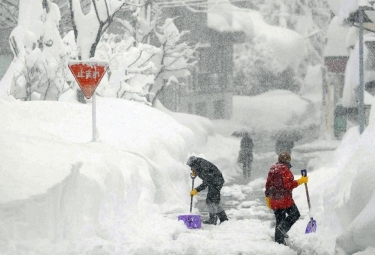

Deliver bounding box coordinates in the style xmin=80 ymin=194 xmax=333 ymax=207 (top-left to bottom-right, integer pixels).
xmin=238 ymin=135 xmax=254 ymax=163
xmin=265 ymin=162 xmax=298 ymax=210
xmin=275 ymin=139 xmax=294 ymax=155
xmin=193 ymin=158 xmax=225 ymax=203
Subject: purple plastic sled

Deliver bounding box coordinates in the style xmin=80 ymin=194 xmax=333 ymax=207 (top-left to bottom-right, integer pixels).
xmin=305 ymin=217 xmax=317 ymax=233
xmin=178 ymin=214 xmax=201 ymax=229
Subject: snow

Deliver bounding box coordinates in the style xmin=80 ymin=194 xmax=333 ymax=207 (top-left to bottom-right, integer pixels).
xmin=1 ymin=80 xmax=375 ymax=254
xmin=232 ymin=90 xmax=313 ymax=133
xmin=324 ymin=17 xmax=350 ymax=57
xmin=2 ymin=0 xmax=375 ymax=254
xmin=0 ymin=96 xmax=287 ymax=254
xmin=343 ymin=33 xmax=375 ymax=107
xmin=207 ymin=2 xmax=305 ymax=70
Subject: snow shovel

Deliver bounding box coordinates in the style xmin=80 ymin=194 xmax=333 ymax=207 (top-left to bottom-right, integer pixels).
xmin=301 ymin=169 xmax=317 ymax=233
xmin=177 ymin=173 xmax=201 ymax=229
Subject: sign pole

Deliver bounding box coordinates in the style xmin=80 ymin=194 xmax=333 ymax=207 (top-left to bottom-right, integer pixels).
xmin=68 ymin=60 xmax=108 ymax=142
xmin=92 ymin=93 xmax=97 ymax=141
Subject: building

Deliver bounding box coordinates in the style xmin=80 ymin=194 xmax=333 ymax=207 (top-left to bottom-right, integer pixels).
xmin=322 ymin=16 xmax=350 ymax=139
xmin=157 ymin=4 xmax=244 ymax=119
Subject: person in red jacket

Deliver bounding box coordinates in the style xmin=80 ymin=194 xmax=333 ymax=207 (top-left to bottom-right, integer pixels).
xmin=265 ymin=151 xmax=308 ymax=245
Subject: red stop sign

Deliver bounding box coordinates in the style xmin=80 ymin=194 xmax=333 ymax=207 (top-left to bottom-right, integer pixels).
xmin=68 ymin=61 xmax=108 ymax=99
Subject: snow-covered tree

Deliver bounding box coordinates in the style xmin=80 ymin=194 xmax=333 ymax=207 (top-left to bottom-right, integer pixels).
xmin=260 ymin=0 xmax=331 ymax=65
xmin=93 ymin=33 xmax=159 ymax=104
xmin=233 ymin=0 xmax=331 ymax=96
xmin=67 ymin=0 xmax=135 ymax=60
xmin=1 ymin=0 xmax=195 ymax=104
xmin=0 ymin=0 xmax=18 ymax=29
xmin=149 ymin=18 xmax=197 ymax=105
xmin=8 ymin=0 xmax=71 ymax=101
xmin=92 ymin=15 xmax=196 ymax=105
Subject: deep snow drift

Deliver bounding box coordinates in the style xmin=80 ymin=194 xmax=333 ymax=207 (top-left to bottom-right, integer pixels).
xmin=1 ymin=86 xmax=375 ymax=254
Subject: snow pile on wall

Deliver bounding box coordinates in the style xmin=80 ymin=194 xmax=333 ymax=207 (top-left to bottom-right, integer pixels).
xmin=0 ymin=98 xmax=200 ymax=253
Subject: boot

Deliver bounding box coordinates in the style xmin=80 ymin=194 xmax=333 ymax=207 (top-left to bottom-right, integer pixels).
xmin=217 ymin=210 xmax=229 ymax=224
xmin=276 ymin=225 xmax=289 ymax=238
xmin=203 ymin=213 xmax=218 ymax=225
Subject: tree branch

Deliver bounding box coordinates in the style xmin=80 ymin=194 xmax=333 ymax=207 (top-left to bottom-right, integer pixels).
xmin=128 ymin=50 xmax=143 ymax=67
xmin=68 ymin=0 xmax=79 ymax=45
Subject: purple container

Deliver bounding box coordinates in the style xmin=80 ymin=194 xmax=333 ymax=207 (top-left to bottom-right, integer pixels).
xmin=178 ymin=214 xmax=201 ymax=229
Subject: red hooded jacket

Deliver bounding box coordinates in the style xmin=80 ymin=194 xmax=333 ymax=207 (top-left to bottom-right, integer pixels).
xmin=265 ymin=162 xmax=298 ymax=210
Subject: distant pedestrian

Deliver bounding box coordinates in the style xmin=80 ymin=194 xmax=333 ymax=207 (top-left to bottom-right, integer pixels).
xmin=237 ymin=133 xmax=254 ymax=179
xmin=264 ymin=152 xmax=308 ymax=245
xmin=187 ymin=156 xmax=229 ymax=225
xmin=275 ymin=138 xmax=294 ymax=155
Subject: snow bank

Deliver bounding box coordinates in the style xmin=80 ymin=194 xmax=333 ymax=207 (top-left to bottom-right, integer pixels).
xmin=292 ymin=119 xmax=375 ymax=254
xmin=0 ymin=98 xmax=198 ymax=253
xmin=332 ymin=121 xmax=375 ymax=254
xmin=154 ymin=99 xmax=214 ymax=151
xmin=232 ymin=90 xmax=314 ymax=133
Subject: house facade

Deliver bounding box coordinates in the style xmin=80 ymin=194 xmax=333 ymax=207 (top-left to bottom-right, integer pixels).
xmin=323 ymin=17 xmax=349 ymax=139
xmin=157 ymin=5 xmax=244 ymax=119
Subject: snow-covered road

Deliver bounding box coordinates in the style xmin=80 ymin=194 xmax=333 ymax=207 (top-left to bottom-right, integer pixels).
xmin=164 ymin=177 xmax=306 ymax=255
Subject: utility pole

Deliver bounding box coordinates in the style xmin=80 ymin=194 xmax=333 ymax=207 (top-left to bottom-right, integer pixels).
xmin=359 ymin=4 xmax=365 ymax=134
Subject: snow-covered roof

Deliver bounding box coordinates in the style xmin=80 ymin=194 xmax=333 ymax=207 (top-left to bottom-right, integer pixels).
xmin=207 ymin=1 xmax=305 ymax=70
xmin=324 ymin=17 xmax=350 ymax=57
xmin=207 ymin=1 xmax=246 ymax=33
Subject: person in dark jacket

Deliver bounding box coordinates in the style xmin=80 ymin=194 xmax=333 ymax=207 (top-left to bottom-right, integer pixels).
xmin=187 ymin=156 xmax=229 ymax=225
xmin=238 ymin=133 xmax=254 ymax=179
xmin=265 ymin=152 xmax=308 ymax=245
xmin=275 ymin=139 xmax=294 ymax=155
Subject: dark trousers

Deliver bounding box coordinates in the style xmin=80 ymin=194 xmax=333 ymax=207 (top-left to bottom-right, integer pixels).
xmin=243 ymin=159 xmax=252 ymax=179
xmin=274 ymin=204 xmax=300 ymax=244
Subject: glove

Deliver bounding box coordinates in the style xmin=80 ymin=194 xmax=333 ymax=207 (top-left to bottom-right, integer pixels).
xmin=191 ymin=171 xmax=197 ymax=177
xmin=296 ymin=176 xmax=308 ymax=185
xmin=190 ymin=189 xmax=198 ymax=196
xmin=265 ymin=197 xmax=271 ymax=209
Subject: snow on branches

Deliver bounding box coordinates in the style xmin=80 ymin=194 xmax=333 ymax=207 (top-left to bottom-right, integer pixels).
xmin=150 ymin=18 xmax=197 ymax=104
xmin=4 ymin=0 xmax=196 ymax=105
xmin=9 ymin=0 xmax=71 ymax=101
xmin=68 ymin=0 xmax=132 ymax=59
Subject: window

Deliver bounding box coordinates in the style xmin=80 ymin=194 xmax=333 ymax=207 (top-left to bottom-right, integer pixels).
xmin=195 ymin=102 xmax=207 ymax=117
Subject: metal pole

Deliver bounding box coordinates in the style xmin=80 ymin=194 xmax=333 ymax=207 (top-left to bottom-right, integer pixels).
xmin=359 ymin=6 xmax=365 ymax=134
xmin=92 ymin=93 xmax=97 ymax=141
